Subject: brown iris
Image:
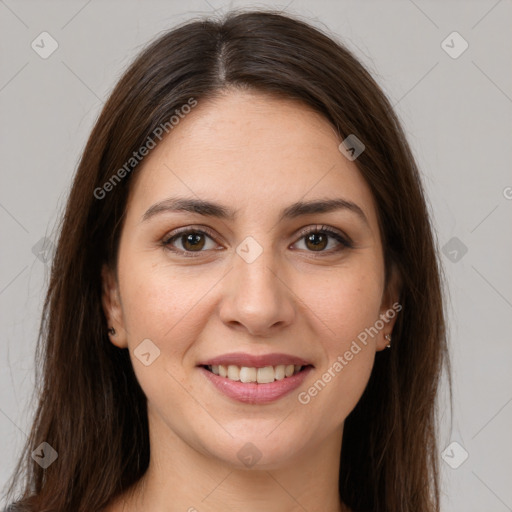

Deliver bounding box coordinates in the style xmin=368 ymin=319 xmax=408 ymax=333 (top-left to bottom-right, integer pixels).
xmin=181 ymin=232 xmax=206 ymax=251
xmin=305 ymin=232 xmax=328 ymax=251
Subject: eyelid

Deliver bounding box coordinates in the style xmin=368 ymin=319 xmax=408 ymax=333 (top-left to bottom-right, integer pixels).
xmin=162 ymin=225 xmax=220 ymax=245
xmin=294 ymin=224 xmax=353 ymax=248
xmin=162 ymin=224 xmax=353 ymax=255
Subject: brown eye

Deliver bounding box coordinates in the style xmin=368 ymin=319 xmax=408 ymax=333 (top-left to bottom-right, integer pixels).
xmin=294 ymin=225 xmax=353 ymax=254
xmin=163 ymin=229 xmax=218 ymax=256
xmin=180 ymin=232 xmax=206 ymax=251
xmin=304 ymin=232 xmax=328 ymax=251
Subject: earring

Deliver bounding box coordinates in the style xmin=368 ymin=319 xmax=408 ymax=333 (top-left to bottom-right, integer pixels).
xmin=385 ymin=333 xmax=391 ymax=348
xmin=108 ymin=326 xmax=116 ymax=336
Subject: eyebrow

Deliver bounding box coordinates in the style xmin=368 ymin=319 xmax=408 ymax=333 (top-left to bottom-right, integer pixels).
xmin=141 ymin=196 xmax=369 ymax=226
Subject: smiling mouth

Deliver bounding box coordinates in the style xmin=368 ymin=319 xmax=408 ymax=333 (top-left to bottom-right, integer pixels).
xmin=201 ymin=364 xmax=313 ymax=384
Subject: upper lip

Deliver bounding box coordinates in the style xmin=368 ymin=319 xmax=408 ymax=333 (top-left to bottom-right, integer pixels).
xmin=198 ymin=352 xmax=313 ymax=368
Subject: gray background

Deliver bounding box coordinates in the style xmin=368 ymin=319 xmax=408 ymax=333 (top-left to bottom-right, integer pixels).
xmin=1 ymin=0 xmax=511 ymax=510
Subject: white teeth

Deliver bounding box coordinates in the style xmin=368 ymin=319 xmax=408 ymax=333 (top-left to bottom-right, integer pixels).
xmin=275 ymin=365 xmax=285 ymax=380
xmin=256 ymin=366 xmax=275 ymax=384
xmin=207 ymin=363 xmax=305 ymax=383
xmin=227 ymin=365 xmax=240 ymax=381
xmin=240 ymin=366 xmax=257 ymax=383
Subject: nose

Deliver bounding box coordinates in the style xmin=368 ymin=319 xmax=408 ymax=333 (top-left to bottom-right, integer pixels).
xmin=218 ymin=240 xmax=296 ymax=337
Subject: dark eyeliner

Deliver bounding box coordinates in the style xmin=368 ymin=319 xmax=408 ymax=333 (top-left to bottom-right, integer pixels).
xmin=161 ymin=227 xmax=218 ymax=258
xmin=162 ymin=224 xmax=353 ymax=257
xmin=295 ymin=224 xmax=354 ymax=251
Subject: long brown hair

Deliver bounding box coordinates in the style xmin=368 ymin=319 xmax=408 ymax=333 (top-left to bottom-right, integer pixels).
xmin=3 ymin=9 xmax=451 ymax=512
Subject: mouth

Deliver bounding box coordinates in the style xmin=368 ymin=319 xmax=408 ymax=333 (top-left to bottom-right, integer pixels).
xmin=198 ymin=362 xmax=315 ymax=404
xmin=200 ymin=364 xmax=313 ymax=384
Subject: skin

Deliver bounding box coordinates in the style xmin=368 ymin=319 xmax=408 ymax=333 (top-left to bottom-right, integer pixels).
xmin=102 ymin=89 xmax=400 ymax=512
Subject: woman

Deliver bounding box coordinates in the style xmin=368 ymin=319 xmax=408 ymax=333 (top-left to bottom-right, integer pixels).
xmin=3 ymin=9 xmax=450 ymax=512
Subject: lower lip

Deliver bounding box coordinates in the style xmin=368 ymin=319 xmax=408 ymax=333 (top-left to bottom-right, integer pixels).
xmin=198 ymin=366 xmax=313 ymax=404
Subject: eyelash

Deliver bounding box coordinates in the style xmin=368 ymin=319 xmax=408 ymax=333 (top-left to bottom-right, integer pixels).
xmin=161 ymin=224 xmax=353 ymax=258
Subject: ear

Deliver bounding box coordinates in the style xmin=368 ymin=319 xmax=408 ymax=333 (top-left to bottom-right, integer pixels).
xmin=376 ymin=263 xmax=402 ymax=351
xmin=101 ymin=263 xmax=128 ymax=349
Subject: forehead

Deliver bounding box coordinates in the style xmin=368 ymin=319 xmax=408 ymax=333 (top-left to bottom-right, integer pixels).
xmin=125 ymin=89 xmax=379 ymax=229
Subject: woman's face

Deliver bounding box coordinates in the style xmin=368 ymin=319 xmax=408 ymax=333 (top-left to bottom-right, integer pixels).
xmin=103 ymin=89 xmax=399 ymax=469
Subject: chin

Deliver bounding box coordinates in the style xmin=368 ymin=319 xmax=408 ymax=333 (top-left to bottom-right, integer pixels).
xmin=203 ymin=431 xmax=308 ymax=471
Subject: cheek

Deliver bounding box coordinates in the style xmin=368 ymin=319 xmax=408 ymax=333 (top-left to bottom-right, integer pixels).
xmin=294 ymin=259 xmax=383 ymax=416
xmin=118 ymin=253 xmax=212 ymax=340
xmin=117 ymin=253 xmax=230 ymax=393
xmin=116 ymin=259 xmax=210 ymax=406
xmin=300 ymin=255 xmax=384 ymax=344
